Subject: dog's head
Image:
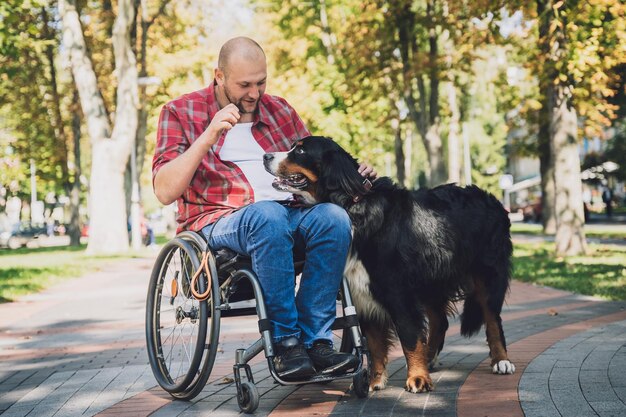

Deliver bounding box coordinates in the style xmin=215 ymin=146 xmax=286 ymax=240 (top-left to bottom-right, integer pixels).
xmin=263 ymin=136 xmax=370 ymax=206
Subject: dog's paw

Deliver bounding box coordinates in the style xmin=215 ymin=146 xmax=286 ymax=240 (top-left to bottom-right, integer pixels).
xmin=369 ymin=371 xmax=388 ymax=391
xmin=405 ymin=375 xmax=433 ymax=393
xmin=492 ymin=360 xmax=516 ymax=374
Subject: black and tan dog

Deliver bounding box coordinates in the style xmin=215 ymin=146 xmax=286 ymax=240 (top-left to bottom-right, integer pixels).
xmin=263 ymin=136 xmax=515 ymax=393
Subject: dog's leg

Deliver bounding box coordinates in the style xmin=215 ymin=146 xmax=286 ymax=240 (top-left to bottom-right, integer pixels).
xmin=473 ymin=279 xmax=515 ymax=374
xmin=400 ymin=337 xmax=432 ymax=393
xmin=361 ymin=323 xmax=391 ymax=391
xmin=425 ymin=305 xmax=449 ymax=370
xmin=391 ymin=310 xmax=433 ymax=393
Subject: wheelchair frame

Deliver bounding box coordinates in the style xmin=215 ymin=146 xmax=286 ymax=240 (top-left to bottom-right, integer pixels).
xmin=145 ymin=231 xmax=370 ymax=413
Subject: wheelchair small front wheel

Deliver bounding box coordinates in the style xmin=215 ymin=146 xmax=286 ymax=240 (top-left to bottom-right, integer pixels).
xmin=352 ymin=368 xmax=370 ymax=398
xmin=145 ymin=237 xmax=220 ymax=397
xmin=237 ymin=381 xmax=260 ymax=413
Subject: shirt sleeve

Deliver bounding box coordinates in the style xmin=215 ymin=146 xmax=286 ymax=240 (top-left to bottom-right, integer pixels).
xmin=152 ymin=104 xmax=189 ymax=185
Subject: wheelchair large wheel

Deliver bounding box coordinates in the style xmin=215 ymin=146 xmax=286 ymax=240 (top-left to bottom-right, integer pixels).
xmin=145 ymin=236 xmax=221 ymax=398
xmin=174 ymin=232 xmax=222 ymax=400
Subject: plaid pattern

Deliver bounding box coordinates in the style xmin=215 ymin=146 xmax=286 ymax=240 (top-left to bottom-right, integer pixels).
xmin=153 ymin=82 xmax=310 ymax=232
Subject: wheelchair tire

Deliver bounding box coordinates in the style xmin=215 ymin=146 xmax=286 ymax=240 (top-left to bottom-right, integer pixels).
xmin=237 ymin=381 xmax=260 ymax=413
xmin=173 ymin=232 xmax=223 ymax=400
xmin=353 ymin=368 xmax=370 ymax=398
xmin=145 ymin=236 xmax=220 ymax=397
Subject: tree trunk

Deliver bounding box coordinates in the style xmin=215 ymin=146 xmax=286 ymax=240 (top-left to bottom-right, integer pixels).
xmin=537 ymin=0 xmax=586 ymax=256
xmin=319 ymin=0 xmax=336 ymax=65
xmin=537 ymin=0 xmax=556 ymax=234
xmin=41 ymin=7 xmax=70 ymax=186
xmin=539 ymin=114 xmax=557 ymax=234
xmin=43 ymin=7 xmax=83 ymax=246
xmin=447 ymin=81 xmax=461 ymax=184
xmin=549 ymin=85 xmax=587 ymax=256
xmin=60 ymin=0 xmax=138 ymax=254
xmin=394 ymin=124 xmax=406 ymax=186
xmin=395 ymin=1 xmax=445 ymax=187
xmin=68 ymin=86 xmax=82 ymax=247
xmin=424 ymin=123 xmax=446 ymax=186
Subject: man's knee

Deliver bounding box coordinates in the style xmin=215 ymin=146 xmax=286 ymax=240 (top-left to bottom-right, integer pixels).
xmin=308 ymin=203 xmax=351 ymax=241
xmin=243 ymin=201 xmax=289 ymax=230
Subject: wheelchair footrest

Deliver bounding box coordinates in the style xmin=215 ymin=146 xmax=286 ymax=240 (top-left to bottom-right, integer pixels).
xmin=266 ymin=354 xmax=366 ymax=386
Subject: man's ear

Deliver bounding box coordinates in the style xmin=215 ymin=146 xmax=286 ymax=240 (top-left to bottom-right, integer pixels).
xmin=215 ymin=68 xmax=225 ymax=86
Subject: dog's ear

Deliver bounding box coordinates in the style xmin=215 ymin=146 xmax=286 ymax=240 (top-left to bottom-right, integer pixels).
xmin=316 ymin=143 xmax=367 ymax=207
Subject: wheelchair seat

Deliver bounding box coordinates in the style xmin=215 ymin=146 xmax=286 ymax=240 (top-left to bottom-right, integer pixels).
xmin=212 ymin=247 xmax=305 ymax=309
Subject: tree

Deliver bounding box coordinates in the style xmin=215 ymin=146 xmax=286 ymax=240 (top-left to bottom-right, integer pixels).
xmin=531 ymin=0 xmax=624 ymax=255
xmin=60 ymin=0 xmax=138 ymax=254
xmin=499 ymin=0 xmax=625 ymax=255
xmin=0 ymin=0 xmax=83 ymax=244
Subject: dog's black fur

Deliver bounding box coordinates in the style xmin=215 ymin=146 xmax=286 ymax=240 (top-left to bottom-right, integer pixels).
xmin=264 ymin=136 xmax=515 ymax=393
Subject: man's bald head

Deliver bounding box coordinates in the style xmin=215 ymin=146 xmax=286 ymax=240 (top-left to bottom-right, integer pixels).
xmin=218 ymin=37 xmax=266 ymax=74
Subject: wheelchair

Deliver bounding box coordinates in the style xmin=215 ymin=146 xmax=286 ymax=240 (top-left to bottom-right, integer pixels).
xmin=145 ymin=230 xmax=370 ymax=413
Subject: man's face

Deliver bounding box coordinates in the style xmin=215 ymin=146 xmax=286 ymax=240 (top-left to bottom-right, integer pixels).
xmin=217 ymin=55 xmax=267 ymax=114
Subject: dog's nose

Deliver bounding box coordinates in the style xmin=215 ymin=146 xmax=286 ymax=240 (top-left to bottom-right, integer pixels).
xmin=263 ymin=154 xmax=274 ymax=162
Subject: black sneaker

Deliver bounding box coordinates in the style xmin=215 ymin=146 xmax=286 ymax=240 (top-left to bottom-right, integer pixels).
xmin=307 ymin=340 xmax=359 ymax=375
xmin=273 ymin=337 xmax=316 ymax=381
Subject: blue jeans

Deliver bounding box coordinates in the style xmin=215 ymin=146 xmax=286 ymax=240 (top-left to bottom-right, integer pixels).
xmin=201 ymin=201 xmax=351 ymax=348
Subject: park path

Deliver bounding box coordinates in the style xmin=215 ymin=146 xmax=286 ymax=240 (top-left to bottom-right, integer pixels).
xmin=0 ymin=240 xmax=625 ymax=417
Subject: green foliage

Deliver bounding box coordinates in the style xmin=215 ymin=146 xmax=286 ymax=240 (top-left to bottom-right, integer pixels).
xmin=0 ymin=1 xmax=69 ymax=203
xmin=257 ymin=0 xmax=524 ymax=187
xmin=254 ymin=0 xmax=396 ymax=171
xmin=523 ymin=0 xmax=626 ymax=137
xmin=0 ymin=0 xmax=47 ymax=60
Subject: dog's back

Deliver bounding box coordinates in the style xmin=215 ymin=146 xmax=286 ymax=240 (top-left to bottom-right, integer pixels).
xmin=411 ymin=184 xmax=513 ymax=339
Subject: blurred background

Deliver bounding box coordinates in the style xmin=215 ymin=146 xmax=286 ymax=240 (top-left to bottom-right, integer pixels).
xmin=0 ymin=0 xmax=625 ymax=257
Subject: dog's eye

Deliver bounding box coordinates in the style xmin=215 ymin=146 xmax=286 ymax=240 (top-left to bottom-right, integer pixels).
xmin=294 ymin=147 xmax=305 ymax=154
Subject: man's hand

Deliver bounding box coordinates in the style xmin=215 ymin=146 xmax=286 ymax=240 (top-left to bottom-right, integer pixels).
xmin=204 ymin=103 xmax=241 ymax=146
xmin=154 ymin=103 xmax=241 ymax=205
xmin=358 ymin=163 xmax=377 ymax=180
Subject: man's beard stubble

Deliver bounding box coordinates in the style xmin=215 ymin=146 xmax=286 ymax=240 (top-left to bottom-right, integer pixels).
xmin=224 ymin=86 xmax=256 ymax=114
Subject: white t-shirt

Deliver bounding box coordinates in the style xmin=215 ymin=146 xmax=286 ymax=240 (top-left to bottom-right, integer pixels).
xmin=217 ymin=122 xmax=288 ymax=202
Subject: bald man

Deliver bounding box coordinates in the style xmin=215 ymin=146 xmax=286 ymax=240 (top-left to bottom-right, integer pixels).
xmin=153 ymin=37 xmax=366 ymax=381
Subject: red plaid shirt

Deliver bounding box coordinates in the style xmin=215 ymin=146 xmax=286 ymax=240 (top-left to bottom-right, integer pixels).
xmin=153 ymin=82 xmax=310 ymax=232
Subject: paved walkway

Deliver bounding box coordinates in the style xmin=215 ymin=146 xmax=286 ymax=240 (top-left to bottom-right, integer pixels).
xmin=1 ymin=239 xmax=626 ymax=417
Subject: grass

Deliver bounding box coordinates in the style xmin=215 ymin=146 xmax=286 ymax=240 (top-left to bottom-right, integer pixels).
xmin=511 ymin=222 xmax=626 ymax=240
xmin=513 ymin=241 xmax=626 ymax=300
xmin=0 ymin=243 xmax=149 ymax=303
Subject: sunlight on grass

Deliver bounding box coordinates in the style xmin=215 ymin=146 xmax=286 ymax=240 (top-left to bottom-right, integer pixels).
xmin=513 ymin=241 xmax=626 ymax=300
xmin=0 ymin=245 xmax=150 ymax=303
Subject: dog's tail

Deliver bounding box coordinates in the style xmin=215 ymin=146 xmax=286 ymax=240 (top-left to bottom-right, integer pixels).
xmin=460 ymin=297 xmax=483 ymax=337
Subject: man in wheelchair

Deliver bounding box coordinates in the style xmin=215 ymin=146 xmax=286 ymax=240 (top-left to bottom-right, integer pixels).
xmin=152 ymin=36 xmax=376 ymax=381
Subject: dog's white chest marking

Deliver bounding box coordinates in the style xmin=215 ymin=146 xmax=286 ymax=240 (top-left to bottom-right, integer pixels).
xmin=344 ymin=254 xmax=390 ymax=322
